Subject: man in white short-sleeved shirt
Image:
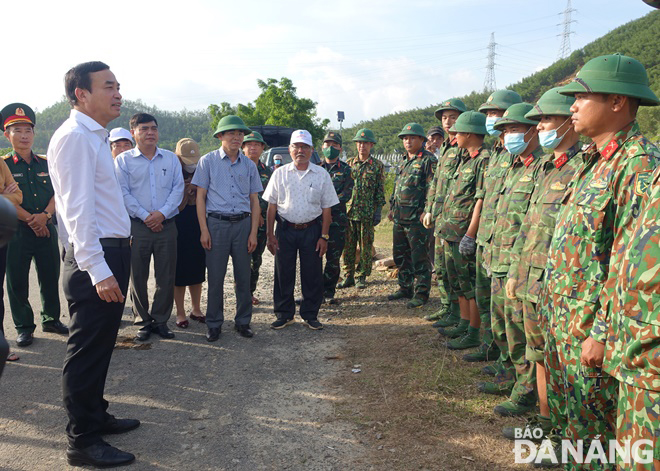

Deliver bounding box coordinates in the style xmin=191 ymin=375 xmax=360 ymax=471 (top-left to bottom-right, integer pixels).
xmin=263 ymin=129 xmax=338 ymax=330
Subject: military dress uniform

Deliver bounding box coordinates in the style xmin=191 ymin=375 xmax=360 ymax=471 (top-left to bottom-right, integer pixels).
xmin=250 ymin=159 xmax=272 ymax=294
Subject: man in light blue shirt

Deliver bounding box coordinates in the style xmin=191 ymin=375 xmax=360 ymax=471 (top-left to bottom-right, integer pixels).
xmin=192 ymin=115 xmax=262 ymax=341
xmin=115 ymin=112 xmax=184 ymax=341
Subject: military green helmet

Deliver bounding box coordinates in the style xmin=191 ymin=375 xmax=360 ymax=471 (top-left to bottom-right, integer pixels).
xmin=478 ymin=90 xmax=523 ymax=113
xmin=213 ymin=115 xmax=252 ymax=137
xmin=525 ymin=87 xmax=575 ymax=120
xmin=449 ymin=111 xmax=487 ymax=135
xmin=397 ymin=122 xmax=426 ymax=139
xmin=1 ymin=103 xmax=36 ymax=131
xmin=493 ymin=103 xmax=537 ymax=130
xmin=434 ymin=98 xmax=467 ymax=120
xmin=353 ymin=128 xmax=376 ymax=143
xmin=242 ymin=130 xmax=267 ymax=146
xmin=323 ymin=131 xmax=342 ymax=146
xmin=559 ymin=54 xmax=659 ymax=106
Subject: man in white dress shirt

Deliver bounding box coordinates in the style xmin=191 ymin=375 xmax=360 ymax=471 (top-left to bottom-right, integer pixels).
xmin=263 ymin=129 xmax=339 ymax=330
xmin=48 ymin=61 xmax=138 ymax=468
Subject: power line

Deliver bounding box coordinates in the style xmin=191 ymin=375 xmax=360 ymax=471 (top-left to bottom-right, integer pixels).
xmin=484 ymin=32 xmax=497 ymax=92
xmin=558 ymin=0 xmax=577 ymax=59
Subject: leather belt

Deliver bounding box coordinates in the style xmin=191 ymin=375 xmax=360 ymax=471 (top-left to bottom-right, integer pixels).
xmin=100 ymin=237 xmax=132 ymax=248
xmin=208 ymin=212 xmax=251 ymax=222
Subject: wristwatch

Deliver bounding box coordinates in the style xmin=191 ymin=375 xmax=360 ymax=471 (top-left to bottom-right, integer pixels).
xmin=321 ymin=234 xmax=330 ymax=241
xmin=43 ymin=210 xmax=52 ymax=220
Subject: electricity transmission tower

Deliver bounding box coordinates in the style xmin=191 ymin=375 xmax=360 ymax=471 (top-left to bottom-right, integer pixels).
xmin=558 ymin=0 xmax=577 ymax=59
xmin=484 ymin=32 xmax=497 ymax=92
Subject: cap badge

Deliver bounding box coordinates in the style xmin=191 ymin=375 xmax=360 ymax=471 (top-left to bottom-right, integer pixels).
xmin=444 ymin=101 xmax=450 ymax=106
xmin=503 ymin=110 xmax=509 ymax=117
xmin=16 ymin=108 xmax=25 ymax=116
xmin=487 ymin=95 xmax=493 ymax=102
xmin=407 ymin=126 xmax=411 ymax=130
xmin=361 ymin=132 xmax=365 ymax=137
xmin=330 ymin=133 xmax=334 ymax=136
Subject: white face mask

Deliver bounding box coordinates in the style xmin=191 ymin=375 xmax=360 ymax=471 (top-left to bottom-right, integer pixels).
xmin=183 ymin=163 xmax=197 ymax=174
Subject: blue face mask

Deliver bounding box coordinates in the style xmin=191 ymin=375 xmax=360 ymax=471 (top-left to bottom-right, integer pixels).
xmin=538 ymin=118 xmax=572 ymax=149
xmin=504 ymin=128 xmax=533 ymax=155
xmin=485 ymin=116 xmax=501 ymax=136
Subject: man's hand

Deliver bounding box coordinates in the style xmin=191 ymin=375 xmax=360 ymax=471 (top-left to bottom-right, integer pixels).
xmin=258 ymin=214 xmax=265 ymax=227
xmin=144 ymin=211 xmax=165 ymax=230
xmin=422 ymin=212 xmax=433 ymax=229
xmin=95 ymin=276 xmax=125 ymax=303
xmin=580 ymin=337 xmax=605 ymax=368
xmin=505 ymin=278 xmax=517 ymax=300
xmin=200 ymin=228 xmax=212 ymax=250
xmin=151 ymin=223 xmax=164 ymax=233
xmin=459 ymin=234 xmax=476 ymax=256
xmin=387 ymin=210 xmax=393 ymax=222
xmin=316 ymin=238 xmax=328 ymax=257
xmin=2 ymin=182 xmax=18 ymax=194
xmin=266 ymin=233 xmax=278 ymax=255
xmin=247 ymin=233 xmax=257 ymax=253
xmin=27 ymin=213 xmax=49 ymax=236
xmin=373 ymin=207 xmax=382 ymax=226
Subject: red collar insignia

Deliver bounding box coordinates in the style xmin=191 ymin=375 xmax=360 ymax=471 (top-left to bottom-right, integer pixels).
xmin=12 ymin=154 xmax=19 ymax=164
xmin=450 ymin=137 xmax=457 ymax=146
xmin=601 ymin=140 xmax=619 ymax=161
xmin=554 ymin=153 xmax=568 ymax=169
xmin=470 ymin=149 xmax=480 ymax=158
xmin=523 ymin=155 xmax=535 ymax=167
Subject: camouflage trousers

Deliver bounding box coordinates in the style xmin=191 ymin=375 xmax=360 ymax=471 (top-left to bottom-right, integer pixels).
xmin=523 ymin=300 xmax=545 ymax=363
xmin=434 ymin=236 xmax=455 ymax=305
xmin=504 ymin=288 xmax=536 ymax=402
xmin=343 ymin=219 xmax=375 ymax=278
xmin=491 ymin=276 xmax=516 ymax=386
xmin=444 ymin=239 xmax=475 ymax=299
xmin=392 ymin=221 xmax=432 ymax=299
xmin=476 ymin=245 xmax=493 ymax=346
xmin=545 ymin=334 xmax=618 ymax=471
xmin=250 ymin=229 xmax=268 ymax=294
xmin=323 ymin=224 xmax=347 ymax=297
xmin=615 ymin=382 xmax=660 ymax=471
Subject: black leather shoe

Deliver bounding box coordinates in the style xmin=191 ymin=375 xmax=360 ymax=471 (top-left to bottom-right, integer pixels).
xmin=134 ymin=327 xmax=151 ymax=342
xmin=206 ymin=327 xmax=221 ymax=342
xmin=42 ymin=320 xmax=69 ymax=335
xmin=235 ymin=324 xmax=254 ymax=338
xmin=16 ymin=332 xmax=33 ymax=347
xmin=151 ymin=324 xmax=175 ymax=339
xmin=67 ymin=441 xmax=135 ymax=467
xmin=100 ymin=417 xmax=141 ymax=435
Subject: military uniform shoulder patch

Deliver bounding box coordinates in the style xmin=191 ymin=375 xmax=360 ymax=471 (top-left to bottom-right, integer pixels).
xmin=2 ymin=154 xmax=11 ymax=160
xmin=634 ymin=172 xmax=652 ymax=197
xmin=37 ymin=154 xmax=47 ymax=160
xmin=590 ymin=178 xmax=608 ymax=189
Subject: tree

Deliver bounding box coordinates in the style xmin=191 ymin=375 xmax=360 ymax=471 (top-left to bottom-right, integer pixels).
xmin=208 ymin=77 xmax=329 ymax=144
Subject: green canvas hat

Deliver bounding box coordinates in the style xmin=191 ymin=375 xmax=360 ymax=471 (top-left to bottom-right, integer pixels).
xmin=353 ymin=128 xmax=376 ymax=143
xmin=398 ymin=122 xmax=426 ymax=139
xmin=323 ymin=131 xmax=342 ymax=146
xmin=525 ymin=87 xmax=575 ymax=120
xmin=559 ymin=54 xmax=659 ymax=106
xmin=213 ymin=115 xmax=252 ymax=137
xmin=434 ymin=98 xmax=467 ymax=120
xmin=449 ymin=111 xmax=487 ymax=135
xmin=493 ymin=103 xmax=537 ymax=130
xmin=1 ymin=103 xmax=36 ymax=131
xmin=242 ymin=130 xmax=267 ymax=146
xmin=478 ymin=90 xmax=522 ymax=113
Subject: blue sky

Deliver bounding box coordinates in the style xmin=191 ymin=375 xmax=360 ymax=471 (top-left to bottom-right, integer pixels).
xmin=2 ymin=0 xmax=655 ymax=126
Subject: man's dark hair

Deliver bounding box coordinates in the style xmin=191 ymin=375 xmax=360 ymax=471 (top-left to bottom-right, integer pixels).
xmin=64 ymin=61 xmax=110 ymax=107
xmin=129 ymin=113 xmax=158 ymax=129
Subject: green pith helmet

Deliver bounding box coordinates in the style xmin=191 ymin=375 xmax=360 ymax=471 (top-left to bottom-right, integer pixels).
xmin=478 ymin=90 xmax=523 ymax=113
xmin=449 ymin=111 xmax=487 ymax=135
xmin=323 ymin=131 xmax=342 ymax=146
xmin=493 ymin=103 xmax=537 ymax=130
xmin=1 ymin=103 xmax=36 ymax=131
xmin=213 ymin=115 xmax=252 ymax=137
xmin=397 ymin=122 xmax=426 ymax=139
xmin=525 ymin=87 xmax=576 ymax=120
xmin=353 ymin=128 xmax=377 ymax=143
xmin=559 ymin=53 xmax=659 ymax=106
xmin=242 ymin=130 xmax=267 ymax=146
xmin=434 ymin=98 xmax=468 ymax=120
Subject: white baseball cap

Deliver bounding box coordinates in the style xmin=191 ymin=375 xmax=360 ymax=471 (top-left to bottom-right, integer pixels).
xmin=290 ymin=129 xmax=313 ymax=147
xmin=109 ymin=127 xmax=134 ymax=144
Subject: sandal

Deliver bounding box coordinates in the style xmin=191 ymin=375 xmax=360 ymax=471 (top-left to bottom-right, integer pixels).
xmin=7 ymin=352 xmax=19 ymax=362
xmin=190 ymin=313 xmax=206 ymax=323
xmin=176 ymin=320 xmax=189 ymax=329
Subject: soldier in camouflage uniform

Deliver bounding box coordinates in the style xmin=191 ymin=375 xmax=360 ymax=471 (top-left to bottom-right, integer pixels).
xmin=388 ymin=122 xmax=436 ymax=308
xmin=422 ymin=99 xmax=467 ymax=326
xmin=320 ymin=132 xmax=353 ymax=303
xmin=540 ymin=54 xmax=660 ymax=470
xmin=339 ymin=128 xmax=385 ymax=290
xmin=477 ymin=103 xmax=545 ymax=417
xmin=438 ymin=111 xmax=490 ymax=350
xmin=501 ymin=88 xmax=582 ymax=443
xmin=463 ymin=89 xmax=522 ymax=364
xmin=242 ymin=131 xmax=272 ymax=305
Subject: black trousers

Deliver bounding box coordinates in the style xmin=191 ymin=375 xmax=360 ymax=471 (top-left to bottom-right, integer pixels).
xmin=0 ymin=245 xmax=7 ymax=377
xmin=61 ymin=244 xmax=131 ymax=448
xmin=273 ymin=221 xmax=322 ymax=321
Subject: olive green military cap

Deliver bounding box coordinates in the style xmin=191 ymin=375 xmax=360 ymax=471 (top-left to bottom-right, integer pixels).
xmin=242 ymin=130 xmax=267 ymax=146
xmin=449 ymin=110 xmax=487 ymax=135
xmin=353 ymin=128 xmax=376 ymax=143
xmin=493 ymin=103 xmax=537 ymax=130
xmin=1 ymin=103 xmax=35 ymax=131
xmin=525 ymin=87 xmax=575 ymax=120
xmin=478 ymin=90 xmax=523 ymax=113
xmin=434 ymin=98 xmax=467 ymax=120
xmin=323 ymin=131 xmax=342 ymax=146
xmin=213 ymin=115 xmax=252 ymax=137
xmin=397 ymin=122 xmax=426 ymax=139
xmin=559 ymin=54 xmax=659 ymax=106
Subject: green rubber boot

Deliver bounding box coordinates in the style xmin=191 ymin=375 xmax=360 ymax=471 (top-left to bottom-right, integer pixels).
xmin=337 ymin=276 xmax=355 ymax=289
xmin=477 ymin=380 xmax=514 ymax=396
xmin=533 ymin=433 xmax=563 ymax=468
xmin=481 ymin=364 xmax=499 ymax=376
xmin=433 ymin=302 xmax=460 ymax=328
xmin=462 ymin=342 xmax=501 ymax=362
xmin=447 ymin=326 xmax=481 ymax=350
xmin=494 ymin=394 xmax=537 ymax=417
xmin=387 ymin=289 xmax=413 ymax=301
xmin=355 ymin=276 xmax=367 ymax=289
xmin=438 ymin=319 xmax=468 ymax=338
xmin=502 ymin=414 xmax=553 ymax=441
xmin=407 ymin=296 xmax=427 ymax=309
xmin=425 ymin=304 xmax=450 ymax=321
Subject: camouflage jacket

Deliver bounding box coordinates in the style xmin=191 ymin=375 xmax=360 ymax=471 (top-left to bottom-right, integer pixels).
xmin=507 ymin=143 xmax=582 ymax=302
xmin=488 ymin=146 xmax=545 ymax=277
xmin=256 ymin=161 xmax=272 ymax=232
xmin=475 ymin=143 xmax=511 ymax=251
xmin=544 ymin=122 xmax=660 ymax=345
xmin=425 ymin=138 xmax=463 ymax=236
xmin=321 ymin=159 xmax=354 ymax=227
xmin=439 ymin=147 xmax=490 ymax=242
xmin=391 ymin=149 xmax=437 ymax=225
xmin=346 ymin=155 xmax=385 ymax=221
xmin=604 ymin=160 xmax=660 ymax=391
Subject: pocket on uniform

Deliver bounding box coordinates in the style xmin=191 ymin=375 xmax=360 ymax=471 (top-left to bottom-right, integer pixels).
xmin=307 ymin=187 xmax=321 ymax=205
xmin=574 ymin=191 xmax=612 ymax=242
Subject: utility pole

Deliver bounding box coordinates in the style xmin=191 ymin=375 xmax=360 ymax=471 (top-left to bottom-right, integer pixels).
xmin=558 ymin=0 xmax=577 ymax=59
xmin=484 ymin=32 xmax=497 ymax=93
